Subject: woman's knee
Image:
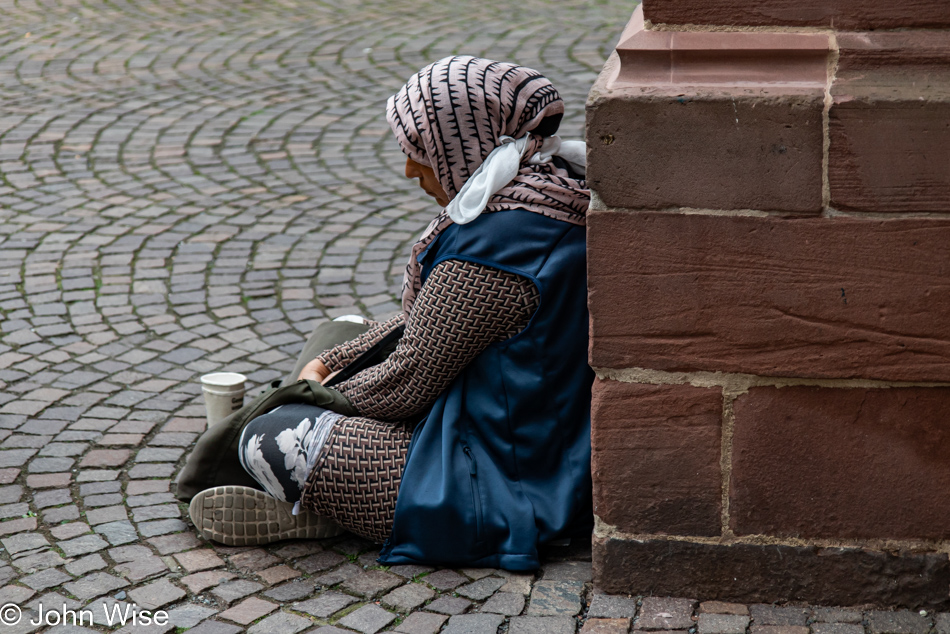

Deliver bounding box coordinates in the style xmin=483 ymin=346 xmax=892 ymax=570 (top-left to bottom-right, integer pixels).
xmin=239 ymin=413 xmax=270 ymax=448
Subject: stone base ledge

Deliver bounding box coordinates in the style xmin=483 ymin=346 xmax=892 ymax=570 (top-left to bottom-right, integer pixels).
xmin=594 ymin=534 xmax=950 ymax=610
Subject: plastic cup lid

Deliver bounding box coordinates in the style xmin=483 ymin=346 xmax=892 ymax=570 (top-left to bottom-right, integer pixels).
xmin=200 ymin=372 xmax=247 ymax=387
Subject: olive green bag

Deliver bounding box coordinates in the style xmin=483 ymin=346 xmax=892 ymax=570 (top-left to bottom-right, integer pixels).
xmin=174 ymin=379 xmax=357 ymax=502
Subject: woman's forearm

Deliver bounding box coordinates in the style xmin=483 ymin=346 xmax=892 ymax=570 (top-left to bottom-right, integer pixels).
xmin=317 ymin=313 xmax=406 ymax=373
xmin=333 ymin=259 xmax=540 ymax=422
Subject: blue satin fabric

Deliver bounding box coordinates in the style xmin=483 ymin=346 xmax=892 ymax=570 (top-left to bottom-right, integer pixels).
xmin=377 ymin=209 xmax=594 ymax=571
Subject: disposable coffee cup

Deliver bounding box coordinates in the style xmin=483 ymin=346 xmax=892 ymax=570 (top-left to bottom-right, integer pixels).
xmin=200 ymin=372 xmax=247 ymax=429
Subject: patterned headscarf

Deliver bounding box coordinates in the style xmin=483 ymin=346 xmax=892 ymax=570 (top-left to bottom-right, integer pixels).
xmin=386 ymin=55 xmax=589 ymax=316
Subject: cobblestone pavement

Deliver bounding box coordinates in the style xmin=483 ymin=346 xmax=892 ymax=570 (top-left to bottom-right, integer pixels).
xmin=0 ymin=0 xmax=931 ymax=633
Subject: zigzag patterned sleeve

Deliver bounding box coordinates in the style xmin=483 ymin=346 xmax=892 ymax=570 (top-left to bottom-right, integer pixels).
xmin=332 ymin=259 xmax=540 ymax=422
xmin=318 ymin=314 xmax=406 ymax=373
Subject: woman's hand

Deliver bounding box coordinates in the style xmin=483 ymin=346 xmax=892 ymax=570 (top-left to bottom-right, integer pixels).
xmin=298 ymin=358 xmax=331 ymax=383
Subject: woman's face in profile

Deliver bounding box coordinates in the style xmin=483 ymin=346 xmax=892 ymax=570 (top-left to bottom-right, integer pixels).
xmin=405 ymin=157 xmax=450 ymax=207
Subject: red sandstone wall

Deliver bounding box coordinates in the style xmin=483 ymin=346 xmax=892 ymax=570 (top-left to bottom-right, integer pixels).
xmin=644 ymin=0 xmax=950 ymax=29
xmin=586 ymin=1 xmax=950 ymax=608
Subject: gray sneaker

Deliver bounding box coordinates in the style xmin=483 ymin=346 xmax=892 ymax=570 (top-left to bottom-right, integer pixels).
xmin=189 ymin=485 xmax=345 ymax=546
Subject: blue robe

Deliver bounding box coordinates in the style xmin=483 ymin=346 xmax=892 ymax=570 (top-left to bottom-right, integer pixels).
xmin=378 ymin=209 xmax=593 ymax=571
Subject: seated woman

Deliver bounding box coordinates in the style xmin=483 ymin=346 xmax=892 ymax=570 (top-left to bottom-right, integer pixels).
xmin=188 ymin=55 xmax=593 ymax=571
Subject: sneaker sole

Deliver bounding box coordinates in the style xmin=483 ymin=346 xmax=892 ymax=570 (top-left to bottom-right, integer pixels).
xmin=188 ymin=485 xmax=345 ymax=546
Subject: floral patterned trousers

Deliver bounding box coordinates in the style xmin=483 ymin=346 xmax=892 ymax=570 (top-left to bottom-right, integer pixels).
xmin=238 ymin=403 xmax=343 ymax=504
xmin=238 ymin=401 xmax=411 ymax=543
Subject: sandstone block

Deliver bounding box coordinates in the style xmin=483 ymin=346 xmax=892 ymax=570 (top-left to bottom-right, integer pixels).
xmin=829 ymin=32 xmax=950 ymax=213
xmin=593 ymin=534 xmax=950 ymax=610
xmin=592 ymin=380 xmax=722 ymax=536
xmin=588 ymin=211 xmax=950 ymax=382
xmin=587 ymin=85 xmax=824 ymax=213
xmin=642 ymin=0 xmax=950 ymax=29
xmin=731 ymin=386 xmax=950 ymax=540
xmin=611 ymin=6 xmax=829 ymax=89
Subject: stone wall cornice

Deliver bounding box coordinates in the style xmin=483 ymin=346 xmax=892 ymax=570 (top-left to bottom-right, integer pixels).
xmin=612 ymin=5 xmax=830 ymax=89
